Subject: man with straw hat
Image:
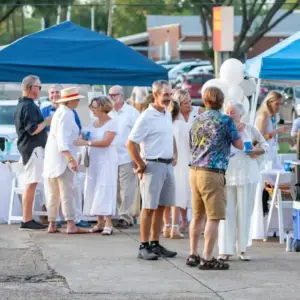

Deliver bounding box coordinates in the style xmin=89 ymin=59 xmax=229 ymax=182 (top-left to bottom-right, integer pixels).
xmin=43 ymin=87 xmax=88 ymax=234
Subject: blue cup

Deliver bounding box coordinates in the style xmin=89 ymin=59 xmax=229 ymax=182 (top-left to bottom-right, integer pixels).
xmin=244 ymin=141 xmax=252 ymax=153
xmin=284 ymin=161 xmax=292 ymax=172
xmin=83 ymin=131 xmax=91 ymax=140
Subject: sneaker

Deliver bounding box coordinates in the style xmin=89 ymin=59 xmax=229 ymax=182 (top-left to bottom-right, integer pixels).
xmin=19 ymin=220 xmax=48 ymax=231
xmin=138 ymin=246 xmax=159 ymax=260
xmin=75 ymin=220 xmax=91 ymax=228
xmin=151 ymin=243 xmax=177 ymax=258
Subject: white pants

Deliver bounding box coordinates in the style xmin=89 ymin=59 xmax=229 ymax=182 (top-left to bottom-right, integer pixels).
xmin=44 ymin=172 xmax=83 ymax=223
xmin=218 ymin=183 xmax=256 ymax=255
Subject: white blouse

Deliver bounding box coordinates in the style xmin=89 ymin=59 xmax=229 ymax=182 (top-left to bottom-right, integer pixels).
xmin=43 ymin=105 xmax=79 ymax=179
xmin=226 ymin=123 xmax=269 ymax=186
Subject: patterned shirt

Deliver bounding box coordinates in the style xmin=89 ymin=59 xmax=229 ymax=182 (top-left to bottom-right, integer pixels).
xmin=189 ymin=110 xmax=240 ymax=170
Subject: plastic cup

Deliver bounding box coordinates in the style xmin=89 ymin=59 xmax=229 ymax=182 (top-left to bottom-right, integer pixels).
xmin=244 ymin=141 xmax=252 ymax=153
xmin=284 ymin=161 xmax=292 ymax=172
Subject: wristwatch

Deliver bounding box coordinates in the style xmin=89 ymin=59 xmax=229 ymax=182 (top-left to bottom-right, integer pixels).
xmin=67 ymin=156 xmax=74 ymax=163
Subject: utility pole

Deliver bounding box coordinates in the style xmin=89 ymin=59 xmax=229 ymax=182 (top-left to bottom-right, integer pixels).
xmin=107 ymin=0 xmax=114 ymax=36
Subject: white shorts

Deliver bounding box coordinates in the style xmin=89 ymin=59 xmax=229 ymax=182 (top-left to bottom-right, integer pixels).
xmin=23 ymin=147 xmax=45 ymax=185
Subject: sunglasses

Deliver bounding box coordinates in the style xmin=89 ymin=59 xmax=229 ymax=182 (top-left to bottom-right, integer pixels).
xmin=31 ymin=85 xmax=42 ymax=91
xmin=108 ymin=93 xmax=120 ymax=98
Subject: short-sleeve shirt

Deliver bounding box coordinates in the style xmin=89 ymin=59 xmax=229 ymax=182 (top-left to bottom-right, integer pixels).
xmin=291 ymin=117 xmax=300 ymax=136
xmin=41 ymin=104 xmax=82 ymax=133
xmin=14 ymin=97 xmax=48 ymax=165
xmin=128 ymin=104 xmax=173 ymax=159
xmin=189 ymin=110 xmax=240 ymax=170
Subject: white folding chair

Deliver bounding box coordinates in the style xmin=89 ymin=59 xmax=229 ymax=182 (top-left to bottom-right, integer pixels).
xmin=7 ymin=162 xmax=48 ymax=224
xmin=264 ymin=171 xmax=294 ymax=244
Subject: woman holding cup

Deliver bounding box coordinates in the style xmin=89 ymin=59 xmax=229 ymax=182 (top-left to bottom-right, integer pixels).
xmin=218 ymin=102 xmax=269 ymax=261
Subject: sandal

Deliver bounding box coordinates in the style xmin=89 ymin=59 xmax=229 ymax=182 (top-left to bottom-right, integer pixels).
xmin=114 ymin=219 xmax=129 ymax=229
xmin=238 ymin=254 xmax=251 ymax=261
xmin=89 ymin=225 xmax=104 ymax=233
xmin=47 ymin=229 xmax=61 ymax=234
xmin=102 ymin=227 xmax=113 ymax=236
xmin=186 ymin=254 xmax=200 ymax=267
xmin=198 ymin=257 xmax=230 ymax=270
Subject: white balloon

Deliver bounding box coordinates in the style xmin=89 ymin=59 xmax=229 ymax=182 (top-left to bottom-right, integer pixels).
xmin=201 ymin=79 xmax=229 ymax=99
xmin=220 ymin=58 xmax=244 ymax=86
xmin=239 ymin=78 xmax=256 ymax=96
xmin=228 ymin=85 xmax=244 ymax=102
xmin=241 ymin=96 xmax=250 ymax=123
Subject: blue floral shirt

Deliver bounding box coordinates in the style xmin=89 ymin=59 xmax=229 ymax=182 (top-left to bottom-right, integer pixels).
xmin=189 ymin=110 xmax=240 ymax=170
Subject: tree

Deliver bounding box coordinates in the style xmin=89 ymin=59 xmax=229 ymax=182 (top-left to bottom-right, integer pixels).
xmin=190 ymin=0 xmax=300 ymax=60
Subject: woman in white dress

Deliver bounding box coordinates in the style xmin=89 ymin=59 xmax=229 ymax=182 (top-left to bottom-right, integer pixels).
xmin=162 ymin=100 xmax=191 ymax=239
xmin=255 ymin=91 xmax=291 ymax=169
xmin=74 ymin=96 xmax=118 ymax=236
xmin=174 ymin=89 xmax=203 ymax=232
xmin=218 ymin=102 xmax=269 ymax=261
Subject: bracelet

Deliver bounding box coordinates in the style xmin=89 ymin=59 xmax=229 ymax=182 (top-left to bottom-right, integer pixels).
xmin=43 ymin=120 xmax=47 ymax=127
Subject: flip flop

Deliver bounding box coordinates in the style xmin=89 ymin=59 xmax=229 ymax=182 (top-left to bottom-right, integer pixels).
xmin=67 ymin=227 xmax=89 ymax=234
xmin=89 ymin=226 xmax=104 ymax=233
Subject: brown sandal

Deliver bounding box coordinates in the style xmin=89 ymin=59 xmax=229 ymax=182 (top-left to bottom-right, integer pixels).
xmin=186 ymin=255 xmax=200 ymax=267
xmin=198 ymin=257 xmax=230 ymax=270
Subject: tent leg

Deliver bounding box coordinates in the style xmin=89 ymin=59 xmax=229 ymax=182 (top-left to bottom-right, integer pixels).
xmin=250 ymin=78 xmax=261 ymax=125
xmin=103 ymin=85 xmax=107 ymax=95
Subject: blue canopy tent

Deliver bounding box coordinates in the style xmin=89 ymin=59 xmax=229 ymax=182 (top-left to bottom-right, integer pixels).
xmin=0 ymin=21 xmax=167 ymax=86
xmin=245 ymin=31 xmax=300 ymax=122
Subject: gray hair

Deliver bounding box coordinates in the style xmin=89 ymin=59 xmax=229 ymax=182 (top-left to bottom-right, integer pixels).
xmin=173 ymin=89 xmax=189 ymax=103
xmin=152 ymin=80 xmax=170 ymax=94
xmin=228 ymin=101 xmax=245 ymax=116
xmin=49 ymin=84 xmax=63 ymax=91
xmin=22 ymin=75 xmax=40 ymax=91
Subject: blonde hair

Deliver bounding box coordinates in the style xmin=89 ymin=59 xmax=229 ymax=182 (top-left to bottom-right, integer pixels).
xmin=173 ymin=89 xmax=189 ymax=104
xmin=90 ymin=96 xmax=113 ymax=113
xmin=168 ymin=100 xmax=180 ymax=121
xmin=140 ymin=94 xmax=154 ymax=112
xmin=257 ymin=91 xmax=282 ymax=117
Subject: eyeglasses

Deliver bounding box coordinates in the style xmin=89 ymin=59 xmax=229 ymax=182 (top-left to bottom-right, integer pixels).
xmin=108 ymin=93 xmax=120 ymax=98
xmin=89 ymin=105 xmax=99 ymax=110
xmin=31 ymin=85 xmax=42 ymax=90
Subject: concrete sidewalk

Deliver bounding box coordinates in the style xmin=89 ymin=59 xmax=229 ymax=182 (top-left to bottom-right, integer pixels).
xmin=0 ymin=225 xmax=299 ymax=300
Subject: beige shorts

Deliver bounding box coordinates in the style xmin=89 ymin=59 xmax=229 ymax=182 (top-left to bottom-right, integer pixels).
xmin=189 ymin=168 xmax=226 ymax=220
xmin=23 ymin=147 xmax=45 ymax=185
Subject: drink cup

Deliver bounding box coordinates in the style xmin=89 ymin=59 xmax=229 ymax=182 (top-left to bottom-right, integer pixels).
xmin=284 ymin=161 xmax=292 ymax=172
xmin=244 ymin=141 xmax=252 ymax=153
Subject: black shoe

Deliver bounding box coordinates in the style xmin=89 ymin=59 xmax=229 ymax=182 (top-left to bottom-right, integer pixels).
xmin=138 ymin=246 xmax=159 ymax=260
xmin=19 ymin=220 xmax=48 ymax=231
xmin=151 ymin=244 xmax=177 ymax=258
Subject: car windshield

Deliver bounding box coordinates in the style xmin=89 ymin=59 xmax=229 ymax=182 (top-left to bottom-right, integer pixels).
xmin=0 ymin=105 xmax=16 ymax=125
xmin=187 ymin=75 xmax=214 ymax=85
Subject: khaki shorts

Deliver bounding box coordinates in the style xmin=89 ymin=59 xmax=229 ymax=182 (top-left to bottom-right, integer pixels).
xmin=189 ymin=168 xmax=226 ymax=220
xmin=23 ymin=147 xmax=44 ymax=185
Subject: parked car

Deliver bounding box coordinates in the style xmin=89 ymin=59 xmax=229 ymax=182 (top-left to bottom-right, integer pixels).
xmin=157 ymin=58 xmax=197 ymax=71
xmin=188 ymin=65 xmax=214 ymax=75
xmin=174 ymin=73 xmax=214 ymax=106
xmin=168 ymin=60 xmax=211 ymax=86
xmin=0 ymin=100 xmax=19 ymax=159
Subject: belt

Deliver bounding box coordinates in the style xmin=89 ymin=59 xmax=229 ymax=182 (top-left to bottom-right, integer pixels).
xmin=190 ymin=166 xmax=225 ymax=175
xmin=146 ymin=158 xmax=173 ymax=164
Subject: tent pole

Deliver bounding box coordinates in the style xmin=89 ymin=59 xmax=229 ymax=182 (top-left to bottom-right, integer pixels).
xmin=103 ymin=85 xmax=107 ymax=95
xmin=250 ymin=78 xmax=261 ymax=125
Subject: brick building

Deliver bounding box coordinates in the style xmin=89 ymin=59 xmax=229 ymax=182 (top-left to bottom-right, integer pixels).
xmin=118 ymin=10 xmax=300 ymax=61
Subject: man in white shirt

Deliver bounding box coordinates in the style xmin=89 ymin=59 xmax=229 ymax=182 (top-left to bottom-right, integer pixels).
xmin=108 ymin=85 xmax=140 ymax=228
xmin=127 ymin=80 xmax=177 ymax=260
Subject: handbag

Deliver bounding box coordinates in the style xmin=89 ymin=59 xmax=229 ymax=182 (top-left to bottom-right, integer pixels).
xmin=83 ymin=146 xmax=90 ymax=168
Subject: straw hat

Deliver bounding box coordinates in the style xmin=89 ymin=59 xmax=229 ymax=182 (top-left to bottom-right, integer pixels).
xmin=56 ymin=87 xmax=85 ymax=103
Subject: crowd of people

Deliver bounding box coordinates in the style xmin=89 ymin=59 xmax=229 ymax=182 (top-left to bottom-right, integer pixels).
xmin=14 ymin=74 xmax=291 ymax=270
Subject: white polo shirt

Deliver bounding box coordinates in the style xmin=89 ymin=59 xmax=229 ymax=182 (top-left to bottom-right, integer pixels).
xmin=128 ymin=104 xmax=173 ymax=159
xmin=109 ymin=103 xmax=139 ymax=166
